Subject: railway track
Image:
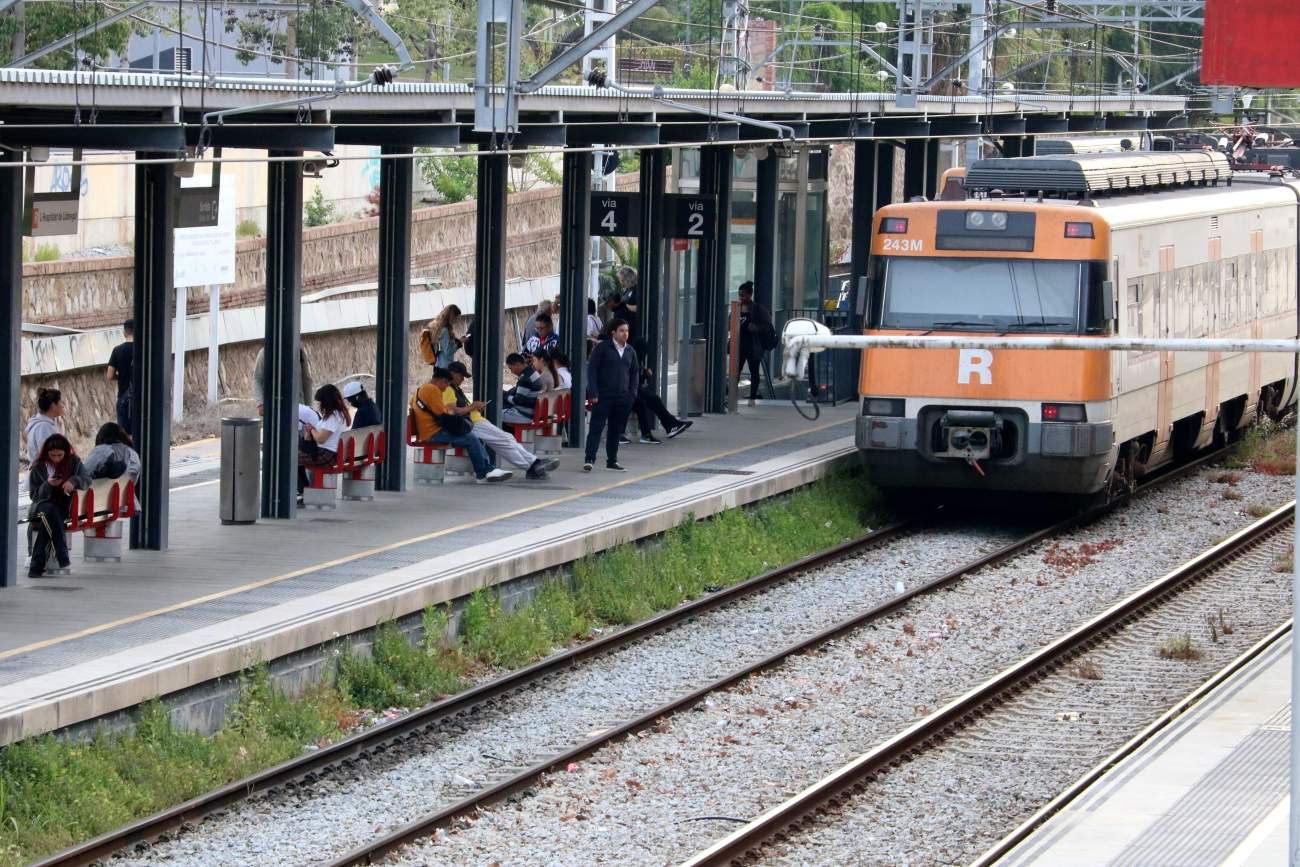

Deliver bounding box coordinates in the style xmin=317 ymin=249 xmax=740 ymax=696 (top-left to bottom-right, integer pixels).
xmin=39 ymin=450 xmax=1231 ymax=867
xmin=681 ymin=502 xmax=1295 ymax=866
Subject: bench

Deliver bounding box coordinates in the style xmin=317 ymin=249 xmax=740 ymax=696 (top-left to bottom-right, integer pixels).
xmin=302 ymin=425 xmax=386 ymax=508
xmin=407 ymin=411 xmax=450 ymax=484
xmin=25 ymin=476 xmax=136 ymax=570
xmin=504 ymin=389 xmax=570 ymax=461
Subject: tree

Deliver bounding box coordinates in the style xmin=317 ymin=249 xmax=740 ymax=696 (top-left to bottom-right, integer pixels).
xmin=417 ymin=148 xmax=478 ymax=204
xmin=0 ymin=2 xmax=136 ymax=68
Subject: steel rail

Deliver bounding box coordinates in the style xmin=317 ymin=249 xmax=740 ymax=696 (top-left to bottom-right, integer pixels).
xmin=968 ymin=618 xmax=1293 ymax=867
xmin=320 ymin=451 xmax=1229 ymax=867
xmin=37 ymin=517 xmax=917 ymax=867
xmin=36 ymin=446 xmax=1229 ymax=866
xmin=681 ymin=503 xmax=1295 ymax=867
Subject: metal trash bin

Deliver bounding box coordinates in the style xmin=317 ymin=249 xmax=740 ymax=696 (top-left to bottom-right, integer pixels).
xmin=686 ymin=337 xmax=707 ymax=416
xmin=220 ymin=417 xmax=260 ymax=525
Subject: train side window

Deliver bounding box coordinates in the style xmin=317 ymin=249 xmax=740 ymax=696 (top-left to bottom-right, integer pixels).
xmin=1127 ymin=279 xmax=1142 ymax=335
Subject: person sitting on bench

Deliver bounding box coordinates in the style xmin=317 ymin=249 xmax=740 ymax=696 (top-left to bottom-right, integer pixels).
xmin=27 ymin=434 xmax=89 ymax=578
xmin=445 ymin=362 xmax=557 ymax=480
xmin=412 ymin=368 xmax=512 ymax=484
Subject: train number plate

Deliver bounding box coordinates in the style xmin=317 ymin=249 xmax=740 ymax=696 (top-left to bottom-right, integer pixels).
xmin=882 ymin=238 xmax=924 ymax=252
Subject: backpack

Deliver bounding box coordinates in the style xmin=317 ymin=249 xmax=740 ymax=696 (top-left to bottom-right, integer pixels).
xmin=462 ymin=330 xmax=475 ymax=359
xmin=418 ymin=327 xmax=437 ymax=365
xmin=759 ymin=322 xmax=779 ymax=352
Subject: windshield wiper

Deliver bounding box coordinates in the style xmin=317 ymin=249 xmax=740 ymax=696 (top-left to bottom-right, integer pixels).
xmin=929 ymin=320 xmax=995 ymax=330
xmin=1005 ymin=320 xmax=1076 ymax=331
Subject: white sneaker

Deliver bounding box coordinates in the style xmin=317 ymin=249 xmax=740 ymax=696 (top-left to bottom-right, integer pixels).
xmin=747 ymin=398 xmax=757 ymax=407
xmin=478 ymin=468 xmax=513 ymax=483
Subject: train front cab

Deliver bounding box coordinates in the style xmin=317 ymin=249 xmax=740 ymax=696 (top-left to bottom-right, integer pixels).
xmin=856 ymin=203 xmax=1117 ymax=495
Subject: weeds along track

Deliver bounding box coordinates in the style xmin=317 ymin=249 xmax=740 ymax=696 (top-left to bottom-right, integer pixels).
xmin=686 ymin=506 xmax=1295 ymax=867
xmin=41 ymin=449 xmax=1249 ymax=867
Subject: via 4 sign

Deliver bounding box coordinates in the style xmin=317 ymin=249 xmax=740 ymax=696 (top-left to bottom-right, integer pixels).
xmin=589 ymin=191 xmax=642 ymax=237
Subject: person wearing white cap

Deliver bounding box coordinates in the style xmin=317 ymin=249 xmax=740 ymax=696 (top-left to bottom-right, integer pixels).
xmin=342 ymin=381 xmax=382 ymax=428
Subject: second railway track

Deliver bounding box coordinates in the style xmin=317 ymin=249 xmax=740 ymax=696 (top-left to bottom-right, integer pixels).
xmin=40 ymin=447 xmax=1279 ymax=866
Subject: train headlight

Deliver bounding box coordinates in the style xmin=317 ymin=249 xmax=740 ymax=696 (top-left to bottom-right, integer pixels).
xmin=964 ymin=210 xmax=1008 ymax=231
xmin=865 ymin=398 xmax=905 ymax=417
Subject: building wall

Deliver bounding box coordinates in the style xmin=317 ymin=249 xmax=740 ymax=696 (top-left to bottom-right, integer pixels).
xmin=22 ymin=174 xmax=638 ymax=331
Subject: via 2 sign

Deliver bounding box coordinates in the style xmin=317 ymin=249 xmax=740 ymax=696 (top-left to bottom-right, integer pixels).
xmin=664 ymin=194 xmax=714 ymax=240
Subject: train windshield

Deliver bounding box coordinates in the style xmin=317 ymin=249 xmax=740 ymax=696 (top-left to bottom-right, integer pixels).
xmin=877 ymin=257 xmax=1084 ymax=332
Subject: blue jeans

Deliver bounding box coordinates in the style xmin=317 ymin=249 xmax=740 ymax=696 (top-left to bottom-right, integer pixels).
xmin=429 ymin=429 xmax=493 ymax=478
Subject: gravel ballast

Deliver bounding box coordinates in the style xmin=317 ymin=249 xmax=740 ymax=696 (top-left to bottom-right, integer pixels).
xmin=374 ymin=466 xmax=1292 ymax=867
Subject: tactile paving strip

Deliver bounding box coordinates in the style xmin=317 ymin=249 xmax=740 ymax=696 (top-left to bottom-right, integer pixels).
xmin=0 ymin=421 xmax=853 ymax=686
xmin=1109 ymin=708 xmax=1290 ymax=867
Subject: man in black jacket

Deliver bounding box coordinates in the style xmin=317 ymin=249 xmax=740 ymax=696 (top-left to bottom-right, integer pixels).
xmin=584 ymin=318 xmax=638 ymax=472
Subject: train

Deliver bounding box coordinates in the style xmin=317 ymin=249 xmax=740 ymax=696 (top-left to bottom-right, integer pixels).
xmin=854 ymin=149 xmax=1299 ymax=499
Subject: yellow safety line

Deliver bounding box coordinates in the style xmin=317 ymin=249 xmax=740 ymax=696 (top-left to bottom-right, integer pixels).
xmin=0 ymin=417 xmax=852 ymax=662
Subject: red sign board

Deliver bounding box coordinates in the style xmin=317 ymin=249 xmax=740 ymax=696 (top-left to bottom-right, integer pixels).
xmin=1203 ymin=0 xmax=1300 ymax=87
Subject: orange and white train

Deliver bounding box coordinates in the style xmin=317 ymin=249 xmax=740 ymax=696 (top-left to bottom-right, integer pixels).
xmin=856 ymin=150 xmax=1298 ymax=497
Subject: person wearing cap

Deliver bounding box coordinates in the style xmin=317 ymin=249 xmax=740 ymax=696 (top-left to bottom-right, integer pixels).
xmin=343 ymin=381 xmax=382 ymax=429
xmin=410 ymin=369 xmax=512 ymax=484
xmin=444 ymin=362 xmax=557 ymax=479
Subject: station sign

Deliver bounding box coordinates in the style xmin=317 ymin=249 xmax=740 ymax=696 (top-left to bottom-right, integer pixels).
xmin=27 ymin=194 xmax=79 ymax=237
xmin=177 ymin=186 xmax=221 ymax=228
xmin=589 ymin=191 xmax=642 ymax=237
xmin=663 ymin=194 xmax=714 ymax=240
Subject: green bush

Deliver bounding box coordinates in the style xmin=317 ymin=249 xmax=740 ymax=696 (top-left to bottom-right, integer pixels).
xmin=303 ymin=186 xmax=336 ymax=227
xmin=235 ymin=219 xmax=262 ymax=238
xmin=33 ymin=244 xmax=59 ymax=262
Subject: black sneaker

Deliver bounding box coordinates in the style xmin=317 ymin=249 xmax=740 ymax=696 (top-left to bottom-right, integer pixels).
xmin=638 ymin=435 xmax=661 ymax=444
xmin=666 ymin=420 xmax=693 ymax=439
xmin=606 ymin=462 xmax=627 ymax=472
xmin=540 ymin=458 xmax=561 ymax=473
xmin=526 ymin=460 xmax=549 ymax=480
xmin=618 ymin=436 xmax=632 ymax=445
xmin=583 ymin=461 xmax=594 ymax=472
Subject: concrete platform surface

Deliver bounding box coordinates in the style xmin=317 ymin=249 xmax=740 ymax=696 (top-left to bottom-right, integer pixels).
xmin=1002 ymin=633 xmax=1292 ymax=867
xmin=0 ymin=404 xmax=858 ymax=744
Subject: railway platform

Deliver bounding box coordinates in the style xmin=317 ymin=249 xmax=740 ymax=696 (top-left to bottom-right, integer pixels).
xmin=1000 ymin=629 xmax=1292 ymax=867
xmin=0 ymin=403 xmax=856 ymax=746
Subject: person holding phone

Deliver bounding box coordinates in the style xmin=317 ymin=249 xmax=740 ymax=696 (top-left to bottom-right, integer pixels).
xmin=26 ymin=433 xmax=89 ymax=577
xmin=445 ymin=362 xmax=558 ymax=479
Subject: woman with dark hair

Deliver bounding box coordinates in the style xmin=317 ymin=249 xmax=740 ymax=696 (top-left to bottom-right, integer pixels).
xmin=552 ymin=351 xmax=574 ymax=390
xmin=84 ymin=423 xmax=141 ymax=481
xmin=531 ymin=349 xmax=559 ymax=392
xmin=298 ymin=384 xmax=351 ymax=497
xmin=27 ymin=433 xmax=89 ymax=577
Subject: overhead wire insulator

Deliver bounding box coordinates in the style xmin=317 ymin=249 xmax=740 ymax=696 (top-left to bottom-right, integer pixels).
xmin=586 ymin=68 xmax=608 ymax=89
xmin=371 ymin=66 xmax=396 ymax=86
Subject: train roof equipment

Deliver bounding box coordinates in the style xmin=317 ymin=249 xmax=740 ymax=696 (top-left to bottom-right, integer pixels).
xmin=964 ymin=150 xmax=1233 ymax=198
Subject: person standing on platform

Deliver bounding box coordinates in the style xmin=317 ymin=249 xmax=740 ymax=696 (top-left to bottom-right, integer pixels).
xmin=106 ymin=319 xmax=134 ymax=438
xmin=25 ymin=388 xmax=65 ymax=463
xmin=584 ymin=318 xmax=637 ymax=473
xmin=524 ymin=313 xmax=559 ymax=356
xmin=736 ymin=281 xmax=774 ymax=407
xmin=254 ymin=345 xmax=314 ymax=415
xmin=522 ymin=299 xmax=553 ymax=344
xmin=617 ymin=267 xmax=640 ymax=330
xmin=585 ymin=298 xmax=604 ymax=355
xmin=421 ymin=304 xmax=463 ymax=369
xmin=342 ymin=381 xmax=382 ymax=429
xmin=26 ymin=433 xmax=88 ymax=577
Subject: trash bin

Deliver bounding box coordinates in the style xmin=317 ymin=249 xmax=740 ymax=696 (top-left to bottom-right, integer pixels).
xmin=220 ymin=417 xmax=260 ymax=525
xmin=687 ymin=337 xmax=707 ymax=416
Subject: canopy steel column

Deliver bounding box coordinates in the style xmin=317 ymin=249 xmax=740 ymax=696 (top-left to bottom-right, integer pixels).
xmin=0 ymin=152 xmax=20 ymax=587
xmin=925 ymin=139 xmax=940 ymax=198
xmin=903 ymin=139 xmax=927 ymax=201
xmin=695 ymin=144 xmax=734 ymax=413
xmin=473 ymin=152 xmax=508 ymax=426
xmin=375 ymin=145 xmax=412 ymax=492
xmin=850 ymin=141 xmax=878 ymax=319
xmin=130 ymin=156 xmax=175 ymax=550
xmin=636 ymin=148 xmax=666 ymax=376
xmin=877 ymin=143 xmax=897 ymax=208
xmin=261 ymin=152 xmax=303 ymax=519
xmin=560 ymin=150 xmax=591 ymax=451
xmin=753 ymin=148 xmax=778 ymax=323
